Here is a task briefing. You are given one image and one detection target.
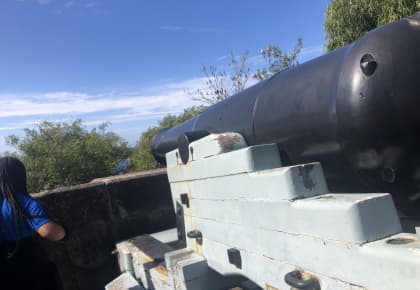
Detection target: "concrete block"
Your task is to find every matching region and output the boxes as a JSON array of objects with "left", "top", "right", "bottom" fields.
[
  {"left": 167, "top": 144, "right": 281, "bottom": 182},
  {"left": 165, "top": 248, "right": 243, "bottom": 290},
  {"left": 188, "top": 193, "right": 401, "bottom": 243},
  {"left": 105, "top": 272, "right": 144, "bottom": 290},
  {"left": 170, "top": 162, "right": 328, "bottom": 204},
  {"left": 122, "top": 235, "right": 174, "bottom": 289},
  {"left": 166, "top": 133, "right": 247, "bottom": 166},
  {"left": 150, "top": 228, "right": 178, "bottom": 244}
]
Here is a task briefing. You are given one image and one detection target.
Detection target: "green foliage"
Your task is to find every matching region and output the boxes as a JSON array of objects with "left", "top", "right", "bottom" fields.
[
  {"left": 129, "top": 106, "right": 204, "bottom": 171},
  {"left": 324, "top": 0, "right": 420, "bottom": 51},
  {"left": 129, "top": 126, "right": 162, "bottom": 171},
  {"left": 6, "top": 120, "right": 131, "bottom": 193},
  {"left": 253, "top": 38, "right": 303, "bottom": 80}
]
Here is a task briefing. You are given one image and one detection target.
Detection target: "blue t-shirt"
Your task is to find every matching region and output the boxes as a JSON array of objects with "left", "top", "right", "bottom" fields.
[{"left": 0, "top": 192, "right": 51, "bottom": 241}]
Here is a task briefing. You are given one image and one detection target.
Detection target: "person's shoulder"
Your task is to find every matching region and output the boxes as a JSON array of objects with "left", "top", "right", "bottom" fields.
[
  {"left": 17, "top": 192, "right": 49, "bottom": 219},
  {"left": 15, "top": 192, "right": 37, "bottom": 206}
]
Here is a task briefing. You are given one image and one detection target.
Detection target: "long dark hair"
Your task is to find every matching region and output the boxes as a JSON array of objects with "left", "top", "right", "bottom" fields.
[{"left": 0, "top": 157, "right": 30, "bottom": 257}]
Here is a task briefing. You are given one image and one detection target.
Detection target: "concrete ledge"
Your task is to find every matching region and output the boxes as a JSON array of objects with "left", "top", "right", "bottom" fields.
[{"left": 31, "top": 169, "right": 175, "bottom": 290}]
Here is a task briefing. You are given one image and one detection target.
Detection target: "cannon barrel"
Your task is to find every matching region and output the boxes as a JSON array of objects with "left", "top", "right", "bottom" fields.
[{"left": 152, "top": 13, "right": 420, "bottom": 221}]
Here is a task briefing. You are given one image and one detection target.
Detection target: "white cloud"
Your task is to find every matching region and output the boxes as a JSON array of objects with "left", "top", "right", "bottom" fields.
[
  {"left": 0, "top": 77, "right": 209, "bottom": 152},
  {"left": 0, "top": 121, "right": 36, "bottom": 132},
  {"left": 0, "top": 77, "right": 206, "bottom": 131},
  {"left": 0, "top": 94, "right": 170, "bottom": 118}
]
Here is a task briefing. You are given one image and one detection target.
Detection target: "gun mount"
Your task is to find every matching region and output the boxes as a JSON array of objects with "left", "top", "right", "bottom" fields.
[
  {"left": 110, "top": 132, "right": 420, "bottom": 290},
  {"left": 152, "top": 13, "right": 420, "bottom": 223}
]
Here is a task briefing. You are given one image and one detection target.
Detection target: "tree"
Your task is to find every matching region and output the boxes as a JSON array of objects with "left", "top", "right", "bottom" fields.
[
  {"left": 188, "top": 51, "right": 251, "bottom": 105},
  {"left": 129, "top": 106, "right": 204, "bottom": 171},
  {"left": 7, "top": 120, "right": 131, "bottom": 192},
  {"left": 132, "top": 41, "right": 303, "bottom": 171},
  {"left": 188, "top": 39, "right": 303, "bottom": 106},
  {"left": 253, "top": 38, "right": 302, "bottom": 80},
  {"left": 324, "top": 0, "right": 420, "bottom": 51}
]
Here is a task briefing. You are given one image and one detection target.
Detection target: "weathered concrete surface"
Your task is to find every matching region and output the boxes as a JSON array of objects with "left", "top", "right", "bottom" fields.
[
  {"left": 105, "top": 272, "right": 145, "bottom": 290},
  {"left": 32, "top": 169, "right": 175, "bottom": 290}
]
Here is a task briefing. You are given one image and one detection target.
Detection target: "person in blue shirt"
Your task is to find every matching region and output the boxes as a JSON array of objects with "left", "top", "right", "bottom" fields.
[{"left": 0, "top": 157, "right": 67, "bottom": 290}]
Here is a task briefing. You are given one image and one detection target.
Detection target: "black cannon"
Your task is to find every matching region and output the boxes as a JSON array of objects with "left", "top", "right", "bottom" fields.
[{"left": 152, "top": 13, "right": 420, "bottom": 226}]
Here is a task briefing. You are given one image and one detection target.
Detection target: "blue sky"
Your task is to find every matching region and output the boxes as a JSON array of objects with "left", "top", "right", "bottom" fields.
[{"left": 0, "top": 0, "right": 329, "bottom": 152}]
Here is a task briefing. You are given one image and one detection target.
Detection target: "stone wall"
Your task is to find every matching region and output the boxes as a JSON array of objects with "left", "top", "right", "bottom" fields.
[{"left": 33, "top": 169, "right": 175, "bottom": 290}]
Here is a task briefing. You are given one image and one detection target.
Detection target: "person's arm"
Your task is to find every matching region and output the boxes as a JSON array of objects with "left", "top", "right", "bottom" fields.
[
  {"left": 19, "top": 193, "right": 68, "bottom": 242},
  {"left": 37, "top": 221, "right": 66, "bottom": 242}
]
